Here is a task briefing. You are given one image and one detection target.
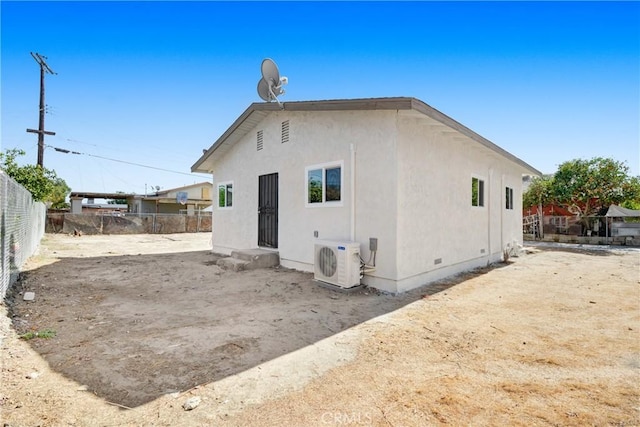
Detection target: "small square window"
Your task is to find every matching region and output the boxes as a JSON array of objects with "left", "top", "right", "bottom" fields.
[{"left": 218, "top": 182, "right": 233, "bottom": 208}]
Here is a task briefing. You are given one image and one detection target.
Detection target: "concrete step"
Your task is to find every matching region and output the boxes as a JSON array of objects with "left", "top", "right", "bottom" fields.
[
  {"left": 230, "top": 249, "right": 280, "bottom": 269},
  {"left": 216, "top": 257, "right": 250, "bottom": 272},
  {"left": 217, "top": 249, "right": 280, "bottom": 271}
]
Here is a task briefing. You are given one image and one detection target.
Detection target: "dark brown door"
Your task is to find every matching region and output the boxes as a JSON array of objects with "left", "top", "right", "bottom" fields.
[{"left": 258, "top": 173, "right": 278, "bottom": 248}]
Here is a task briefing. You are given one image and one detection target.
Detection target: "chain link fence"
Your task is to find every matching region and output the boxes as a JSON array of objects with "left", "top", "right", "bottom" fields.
[
  {"left": 1, "top": 171, "right": 47, "bottom": 299},
  {"left": 524, "top": 212, "right": 640, "bottom": 246}
]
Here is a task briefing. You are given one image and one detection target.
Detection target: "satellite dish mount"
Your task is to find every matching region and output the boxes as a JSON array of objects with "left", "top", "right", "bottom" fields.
[{"left": 257, "top": 58, "right": 288, "bottom": 107}]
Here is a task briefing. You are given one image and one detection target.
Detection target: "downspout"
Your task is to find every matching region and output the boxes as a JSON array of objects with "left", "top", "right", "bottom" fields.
[
  {"left": 350, "top": 143, "right": 356, "bottom": 242},
  {"left": 487, "top": 168, "right": 493, "bottom": 263},
  {"left": 500, "top": 173, "right": 504, "bottom": 259}
]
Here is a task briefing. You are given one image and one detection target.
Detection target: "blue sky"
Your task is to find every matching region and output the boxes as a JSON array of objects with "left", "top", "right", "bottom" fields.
[{"left": 2, "top": 1, "right": 638, "bottom": 195}]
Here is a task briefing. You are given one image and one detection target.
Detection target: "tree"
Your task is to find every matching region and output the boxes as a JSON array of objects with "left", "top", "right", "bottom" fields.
[
  {"left": 523, "top": 157, "right": 639, "bottom": 230},
  {"left": 553, "top": 158, "right": 632, "bottom": 219},
  {"left": 522, "top": 175, "right": 553, "bottom": 212},
  {"left": 0, "top": 148, "right": 70, "bottom": 207},
  {"left": 46, "top": 176, "right": 71, "bottom": 209},
  {"left": 620, "top": 176, "right": 640, "bottom": 210}
]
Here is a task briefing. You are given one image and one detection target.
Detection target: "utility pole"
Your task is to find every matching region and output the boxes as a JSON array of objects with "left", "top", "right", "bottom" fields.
[{"left": 26, "top": 52, "right": 56, "bottom": 167}]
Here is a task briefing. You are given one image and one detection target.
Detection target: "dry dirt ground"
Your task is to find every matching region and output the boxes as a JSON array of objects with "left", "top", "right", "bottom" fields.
[{"left": 1, "top": 233, "right": 638, "bottom": 426}]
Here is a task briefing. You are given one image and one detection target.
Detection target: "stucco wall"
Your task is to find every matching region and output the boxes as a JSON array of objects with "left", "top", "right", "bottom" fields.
[
  {"left": 163, "top": 184, "right": 212, "bottom": 200},
  {"left": 395, "top": 113, "right": 483, "bottom": 289},
  {"left": 156, "top": 204, "right": 183, "bottom": 214},
  {"left": 210, "top": 110, "right": 397, "bottom": 274},
  {"left": 389, "top": 113, "right": 525, "bottom": 291},
  {"left": 208, "top": 108, "right": 528, "bottom": 293}
]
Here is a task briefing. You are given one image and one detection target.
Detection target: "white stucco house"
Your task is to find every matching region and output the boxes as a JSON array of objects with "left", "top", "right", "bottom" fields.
[{"left": 192, "top": 97, "right": 541, "bottom": 293}]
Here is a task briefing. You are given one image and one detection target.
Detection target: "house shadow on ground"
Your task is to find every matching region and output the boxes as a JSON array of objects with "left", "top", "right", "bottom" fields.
[{"left": 7, "top": 250, "right": 507, "bottom": 408}]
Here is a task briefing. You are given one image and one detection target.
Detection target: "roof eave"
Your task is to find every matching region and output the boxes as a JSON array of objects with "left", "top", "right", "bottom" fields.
[
  {"left": 191, "top": 98, "right": 416, "bottom": 174},
  {"left": 191, "top": 102, "right": 277, "bottom": 173},
  {"left": 192, "top": 97, "right": 542, "bottom": 177},
  {"left": 409, "top": 99, "right": 542, "bottom": 176}
]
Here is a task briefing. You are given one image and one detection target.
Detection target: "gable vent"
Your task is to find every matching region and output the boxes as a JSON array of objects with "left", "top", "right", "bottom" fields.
[
  {"left": 257, "top": 130, "right": 264, "bottom": 151},
  {"left": 281, "top": 120, "right": 289, "bottom": 144}
]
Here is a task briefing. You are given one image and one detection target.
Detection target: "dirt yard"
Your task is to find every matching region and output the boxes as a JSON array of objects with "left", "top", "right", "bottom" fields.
[{"left": 1, "top": 234, "right": 638, "bottom": 426}]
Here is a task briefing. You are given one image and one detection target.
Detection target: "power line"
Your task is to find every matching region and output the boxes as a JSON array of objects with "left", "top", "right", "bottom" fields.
[
  {"left": 63, "top": 138, "right": 99, "bottom": 148},
  {"left": 48, "top": 145, "right": 209, "bottom": 178},
  {"left": 55, "top": 133, "right": 198, "bottom": 164}
]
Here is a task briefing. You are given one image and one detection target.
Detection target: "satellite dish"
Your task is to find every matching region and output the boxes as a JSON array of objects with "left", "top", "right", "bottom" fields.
[
  {"left": 257, "top": 58, "right": 288, "bottom": 107},
  {"left": 262, "top": 59, "right": 280, "bottom": 87},
  {"left": 257, "top": 78, "right": 271, "bottom": 102}
]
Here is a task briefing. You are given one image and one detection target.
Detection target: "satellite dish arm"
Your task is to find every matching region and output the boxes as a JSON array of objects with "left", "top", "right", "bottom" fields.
[{"left": 268, "top": 83, "right": 284, "bottom": 108}]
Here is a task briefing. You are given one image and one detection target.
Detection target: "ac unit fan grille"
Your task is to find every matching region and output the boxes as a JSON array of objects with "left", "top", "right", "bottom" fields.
[{"left": 318, "top": 246, "right": 337, "bottom": 277}]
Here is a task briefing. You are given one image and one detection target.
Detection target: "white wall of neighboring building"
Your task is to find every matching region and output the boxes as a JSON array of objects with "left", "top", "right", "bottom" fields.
[
  {"left": 209, "top": 108, "right": 529, "bottom": 293},
  {"left": 161, "top": 183, "right": 212, "bottom": 200}
]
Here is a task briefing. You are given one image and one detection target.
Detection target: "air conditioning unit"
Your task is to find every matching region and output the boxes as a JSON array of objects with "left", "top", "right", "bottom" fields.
[{"left": 314, "top": 240, "right": 361, "bottom": 288}]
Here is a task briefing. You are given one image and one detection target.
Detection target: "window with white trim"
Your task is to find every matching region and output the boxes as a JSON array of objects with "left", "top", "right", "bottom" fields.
[
  {"left": 218, "top": 181, "right": 233, "bottom": 208},
  {"left": 471, "top": 177, "right": 485, "bottom": 207},
  {"left": 505, "top": 186, "right": 514, "bottom": 210},
  {"left": 306, "top": 161, "right": 343, "bottom": 206}
]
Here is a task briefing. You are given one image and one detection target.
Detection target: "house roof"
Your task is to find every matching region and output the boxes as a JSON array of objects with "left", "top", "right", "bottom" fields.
[
  {"left": 70, "top": 192, "right": 135, "bottom": 199},
  {"left": 191, "top": 97, "right": 542, "bottom": 176},
  {"left": 606, "top": 205, "right": 640, "bottom": 217},
  {"left": 70, "top": 182, "right": 212, "bottom": 201},
  {"left": 84, "top": 203, "right": 128, "bottom": 209},
  {"left": 522, "top": 203, "right": 574, "bottom": 216}
]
